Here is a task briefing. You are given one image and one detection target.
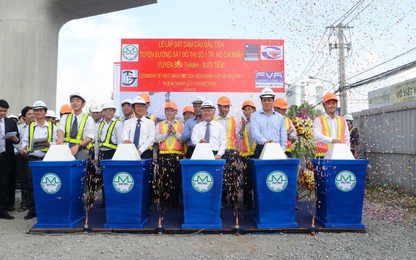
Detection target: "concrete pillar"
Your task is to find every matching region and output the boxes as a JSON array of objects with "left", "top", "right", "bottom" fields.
[{"left": 0, "top": 0, "right": 156, "bottom": 114}]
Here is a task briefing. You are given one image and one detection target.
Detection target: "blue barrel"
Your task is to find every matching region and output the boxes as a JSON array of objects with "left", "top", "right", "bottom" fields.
[
  {"left": 100, "top": 159, "right": 152, "bottom": 229},
  {"left": 180, "top": 159, "right": 225, "bottom": 229},
  {"left": 29, "top": 160, "right": 87, "bottom": 228},
  {"left": 250, "top": 158, "right": 300, "bottom": 228},
  {"left": 312, "top": 159, "right": 369, "bottom": 228}
]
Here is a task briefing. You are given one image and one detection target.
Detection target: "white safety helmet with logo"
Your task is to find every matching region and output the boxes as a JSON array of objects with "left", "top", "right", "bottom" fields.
[
  {"left": 200, "top": 100, "right": 215, "bottom": 109},
  {"left": 131, "top": 96, "right": 146, "bottom": 106},
  {"left": 344, "top": 114, "right": 354, "bottom": 121},
  {"left": 192, "top": 96, "right": 205, "bottom": 104},
  {"left": 259, "top": 87, "right": 275, "bottom": 99},
  {"left": 121, "top": 98, "right": 132, "bottom": 106},
  {"left": 89, "top": 101, "right": 103, "bottom": 113},
  {"left": 46, "top": 110, "right": 57, "bottom": 118},
  {"left": 69, "top": 92, "right": 86, "bottom": 102},
  {"left": 102, "top": 101, "right": 116, "bottom": 110},
  {"left": 32, "top": 100, "right": 48, "bottom": 110}
]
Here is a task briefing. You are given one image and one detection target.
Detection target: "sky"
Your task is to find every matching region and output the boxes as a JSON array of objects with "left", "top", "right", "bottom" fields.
[{"left": 56, "top": 0, "right": 416, "bottom": 117}]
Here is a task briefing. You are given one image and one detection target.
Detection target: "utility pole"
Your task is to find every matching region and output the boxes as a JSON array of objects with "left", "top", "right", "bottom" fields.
[{"left": 328, "top": 23, "right": 352, "bottom": 115}]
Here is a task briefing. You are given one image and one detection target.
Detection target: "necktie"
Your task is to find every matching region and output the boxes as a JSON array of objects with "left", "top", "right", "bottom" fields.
[
  {"left": 133, "top": 119, "right": 141, "bottom": 148},
  {"left": 70, "top": 116, "right": 78, "bottom": 139},
  {"left": 205, "top": 122, "right": 211, "bottom": 143}
]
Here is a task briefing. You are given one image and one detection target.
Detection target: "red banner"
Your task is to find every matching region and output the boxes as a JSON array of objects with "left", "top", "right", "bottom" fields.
[{"left": 119, "top": 38, "right": 284, "bottom": 93}]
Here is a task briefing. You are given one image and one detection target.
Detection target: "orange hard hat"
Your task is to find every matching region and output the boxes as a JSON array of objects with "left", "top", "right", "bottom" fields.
[
  {"left": 241, "top": 100, "right": 256, "bottom": 110},
  {"left": 274, "top": 98, "right": 288, "bottom": 109},
  {"left": 323, "top": 93, "right": 338, "bottom": 103},
  {"left": 60, "top": 104, "right": 72, "bottom": 114},
  {"left": 182, "top": 105, "right": 195, "bottom": 115},
  {"left": 217, "top": 96, "right": 231, "bottom": 106},
  {"left": 139, "top": 93, "right": 151, "bottom": 103},
  {"left": 164, "top": 101, "right": 178, "bottom": 111}
]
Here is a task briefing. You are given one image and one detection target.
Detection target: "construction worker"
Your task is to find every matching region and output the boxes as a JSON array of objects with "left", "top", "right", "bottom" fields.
[
  {"left": 56, "top": 92, "right": 95, "bottom": 159},
  {"left": 95, "top": 101, "right": 123, "bottom": 208},
  {"left": 344, "top": 114, "right": 359, "bottom": 158},
  {"left": 120, "top": 98, "right": 134, "bottom": 121},
  {"left": 85, "top": 101, "right": 103, "bottom": 207},
  {"left": 251, "top": 87, "right": 287, "bottom": 158},
  {"left": 216, "top": 96, "right": 240, "bottom": 209},
  {"left": 238, "top": 100, "right": 257, "bottom": 210},
  {"left": 182, "top": 106, "right": 195, "bottom": 123},
  {"left": 274, "top": 98, "right": 297, "bottom": 157},
  {"left": 59, "top": 104, "right": 72, "bottom": 118},
  {"left": 313, "top": 93, "right": 349, "bottom": 158},
  {"left": 182, "top": 96, "right": 204, "bottom": 158},
  {"left": 21, "top": 100, "right": 57, "bottom": 220},
  {"left": 155, "top": 101, "right": 184, "bottom": 209},
  {"left": 45, "top": 110, "right": 57, "bottom": 125}
]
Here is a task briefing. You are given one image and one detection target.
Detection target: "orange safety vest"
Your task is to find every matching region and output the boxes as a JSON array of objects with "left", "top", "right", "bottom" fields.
[
  {"left": 239, "top": 122, "right": 256, "bottom": 157},
  {"left": 215, "top": 116, "right": 237, "bottom": 150},
  {"left": 284, "top": 117, "right": 293, "bottom": 152},
  {"left": 158, "top": 121, "right": 184, "bottom": 155},
  {"left": 315, "top": 115, "right": 346, "bottom": 157}
]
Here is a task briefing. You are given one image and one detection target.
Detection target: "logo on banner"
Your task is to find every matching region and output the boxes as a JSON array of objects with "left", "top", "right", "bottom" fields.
[
  {"left": 122, "top": 44, "right": 139, "bottom": 61},
  {"left": 335, "top": 171, "right": 357, "bottom": 192},
  {"left": 40, "top": 173, "right": 61, "bottom": 194},
  {"left": 255, "top": 71, "right": 283, "bottom": 88},
  {"left": 191, "top": 171, "right": 214, "bottom": 193},
  {"left": 244, "top": 44, "right": 259, "bottom": 61},
  {"left": 121, "top": 70, "right": 138, "bottom": 87},
  {"left": 261, "top": 46, "right": 283, "bottom": 60},
  {"left": 113, "top": 172, "right": 134, "bottom": 193},
  {"left": 266, "top": 171, "right": 288, "bottom": 192}
]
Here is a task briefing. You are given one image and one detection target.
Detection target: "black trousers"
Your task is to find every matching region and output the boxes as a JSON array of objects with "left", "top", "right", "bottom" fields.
[
  {"left": 240, "top": 156, "right": 254, "bottom": 207},
  {"left": 0, "top": 153, "right": 14, "bottom": 213},
  {"left": 156, "top": 153, "right": 183, "bottom": 207},
  {"left": 15, "top": 153, "right": 29, "bottom": 208},
  {"left": 221, "top": 149, "right": 240, "bottom": 205},
  {"left": 26, "top": 155, "right": 44, "bottom": 213}
]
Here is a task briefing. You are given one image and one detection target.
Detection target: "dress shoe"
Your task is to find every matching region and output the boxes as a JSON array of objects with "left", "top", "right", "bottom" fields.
[
  {"left": 0, "top": 212, "right": 15, "bottom": 219},
  {"left": 24, "top": 211, "right": 36, "bottom": 220}
]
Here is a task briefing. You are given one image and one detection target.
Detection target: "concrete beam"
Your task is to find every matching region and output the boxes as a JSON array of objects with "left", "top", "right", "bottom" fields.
[{"left": 0, "top": 0, "right": 157, "bottom": 115}]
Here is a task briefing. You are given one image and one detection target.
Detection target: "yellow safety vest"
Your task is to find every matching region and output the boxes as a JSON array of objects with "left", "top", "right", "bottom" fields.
[
  {"left": 27, "top": 121, "right": 53, "bottom": 152},
  {"left": 64, "top": 114, "right": 89, "bottom": 145},
  {"left": 239, "top": 122, "right": 256, "bottom": 157},
  {"left": 215, "top": 116, "right": 237, "bottom": 150},
  {"left": 97, "top": 120, "right": 118, "bottom": 150},
  {"left": 315, "top": 115, "right": 346, "bottom": 157},
  {"left": 284, "top": 117, "right": 293, "bottom": 152},
  {"left": 158, "top": 121, "right": 184, "bottom": 155}
]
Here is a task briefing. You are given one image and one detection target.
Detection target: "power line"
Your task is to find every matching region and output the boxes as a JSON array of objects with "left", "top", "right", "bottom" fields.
[{"left": 347, "top": 47, "right": 416, "bottom": 80}]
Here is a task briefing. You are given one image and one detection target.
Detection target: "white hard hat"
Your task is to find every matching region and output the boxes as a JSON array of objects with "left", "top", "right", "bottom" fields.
[
  {"left": 8, "top": 114, "right": 18, "bottom": 119},
  {"left": 131, "top": 96, "right": 146, "bottom": 105},
  {"left": 201, "top": 100, "right": 215, "bottom": 109},
  {"left": 89, "top": 101, "right": 103, "bottom": 113},
  {"left": 32, "top": 100, "right": 48, "bottom": 110},
  {"left": 192, "top": 96, "right": 205, "bottom": 104},
  {"left": 344, "top": 114, "right": 354, "bottom": 121},
  {"left": 102, "top": 101, "right": 116, "bottom": 110},
  {"left": 260, "top": 87, "right": 275, "bottom": 98},
  {"left": 121, "top": 98, "right": 132, "bottom": 106},
  {"left": 46, "top": 110, "right": 57, "bottom": 118},
  {"left": 69, "top": 92, "right": 86, "bottom": 102}
]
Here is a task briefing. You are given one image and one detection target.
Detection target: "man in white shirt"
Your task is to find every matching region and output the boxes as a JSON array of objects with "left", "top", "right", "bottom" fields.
[
  {"left": 56, "top": 92, "right": 95, "bottom": 159},
  {"left": 313, "top": 93, "right": 350, "bottom": 158},
  {"left": 191, "top": 100, "right": 226, "bottom": 159},
  {"left": 21, "top": 100, "right": 57, "bottom": 220},
  {"left": 122, "top": 96, "right": 156, "bottom": 158}
]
